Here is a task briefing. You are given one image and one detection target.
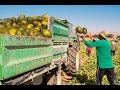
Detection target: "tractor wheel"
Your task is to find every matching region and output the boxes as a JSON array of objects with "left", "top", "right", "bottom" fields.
[{"left": 63, "top": 42, "right": 81, "bottom": 76}]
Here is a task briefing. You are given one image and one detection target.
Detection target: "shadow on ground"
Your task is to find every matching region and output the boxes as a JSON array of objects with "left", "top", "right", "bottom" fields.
[{"left": 73, "top": 74, "right": 95, "bottom": 85}]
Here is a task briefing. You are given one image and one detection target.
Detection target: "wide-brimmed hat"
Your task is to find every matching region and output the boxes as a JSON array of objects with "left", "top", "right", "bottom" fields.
[{"left": 98, "top": 32, "right": 108, "bottom": 40}]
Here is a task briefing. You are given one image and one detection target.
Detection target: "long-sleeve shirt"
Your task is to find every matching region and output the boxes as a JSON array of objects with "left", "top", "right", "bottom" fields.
[{"left": 82, "top": 40, "right": 114, "bottom": 68}]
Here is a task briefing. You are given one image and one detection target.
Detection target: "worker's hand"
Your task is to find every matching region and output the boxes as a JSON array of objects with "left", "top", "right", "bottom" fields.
[
  {"left": 87, "top": 32, "right": 93, "bottom": 40},
  {"left": 80, "top": 35, "right": 85, "bottom": 40},
  {"left": 77, "top": 33, "right": 85, "bottom": 40}
]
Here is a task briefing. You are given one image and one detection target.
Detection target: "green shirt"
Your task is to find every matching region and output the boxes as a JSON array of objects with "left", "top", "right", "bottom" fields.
[{"left": 83, "top": 40, "right": 114, "bottom": 68}]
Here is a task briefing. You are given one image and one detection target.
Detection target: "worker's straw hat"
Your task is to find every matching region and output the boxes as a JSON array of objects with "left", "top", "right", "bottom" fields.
[{"left": 98, "top": 32, "right": 108, "bottom": 40}]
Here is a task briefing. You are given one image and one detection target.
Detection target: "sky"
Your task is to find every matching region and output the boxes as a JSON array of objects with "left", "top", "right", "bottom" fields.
[{"left": 0, "top": 5, "right": 120, "bottom": 34}]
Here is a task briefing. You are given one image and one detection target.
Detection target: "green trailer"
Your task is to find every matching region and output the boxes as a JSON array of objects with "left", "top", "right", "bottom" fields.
[{"left": 0, "top": 16, "right": 81, "bottom": 85}]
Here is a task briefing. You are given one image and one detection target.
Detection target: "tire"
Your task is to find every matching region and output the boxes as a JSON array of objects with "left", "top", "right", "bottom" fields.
[{"left": 63, "top": 42, "right": 81, "bottom": 76}]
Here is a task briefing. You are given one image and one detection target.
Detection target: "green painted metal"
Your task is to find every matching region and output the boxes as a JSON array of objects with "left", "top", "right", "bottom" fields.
[
  {"left": 53, "top": 46, "right": 67, "bottom": 55},
  {"left": 0, "top": 35, "right": 53, "bottom": 80},
  {"left": 52, "top": 18, "right": 70, "bottom": 63},
  {"left": 0, "top": 17, "right": 73, "bottom": 81},
  {"left": 53, "top": 35, "right": 69, "bottom": 41},
  {"left": 52, "top": 20, "right": 69, "bottom": 41}
]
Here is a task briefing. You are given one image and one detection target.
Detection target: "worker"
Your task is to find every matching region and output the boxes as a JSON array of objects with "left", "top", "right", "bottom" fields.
[
  {"left": 111, "top": 39, "right": 117, "bottom": 56},
  {"left": 78, "top": 32, "right": 117, "bottom": 85}
]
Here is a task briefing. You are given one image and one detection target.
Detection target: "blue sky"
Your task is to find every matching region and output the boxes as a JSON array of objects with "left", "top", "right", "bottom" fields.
[{"left": 0, "top": 5, "right": 120, "bottom": 34}]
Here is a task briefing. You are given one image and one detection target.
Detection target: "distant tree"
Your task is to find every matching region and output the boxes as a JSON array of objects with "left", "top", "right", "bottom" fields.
[
  {"left": 107, "top": 34, "right": 114, "bottom": 38},
  {"left": 93, "top": 34, "right": 99, "bottom": 38},
  {"left": 117, "top": 35, "right": 120, "bottom": 38}
]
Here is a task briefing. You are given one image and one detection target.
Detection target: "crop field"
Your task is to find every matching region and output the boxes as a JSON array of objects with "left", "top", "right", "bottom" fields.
[{"left": 68, "top": 41, "right": 120, "bottom": 85}]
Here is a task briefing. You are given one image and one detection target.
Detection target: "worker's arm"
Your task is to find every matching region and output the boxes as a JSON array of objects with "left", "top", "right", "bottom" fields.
[
  {"left": 78, "top": 33, "right": 101, "bottom": 48},
  {"left": 82, "top": 40, "right": 101, "bottom": 48}
]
